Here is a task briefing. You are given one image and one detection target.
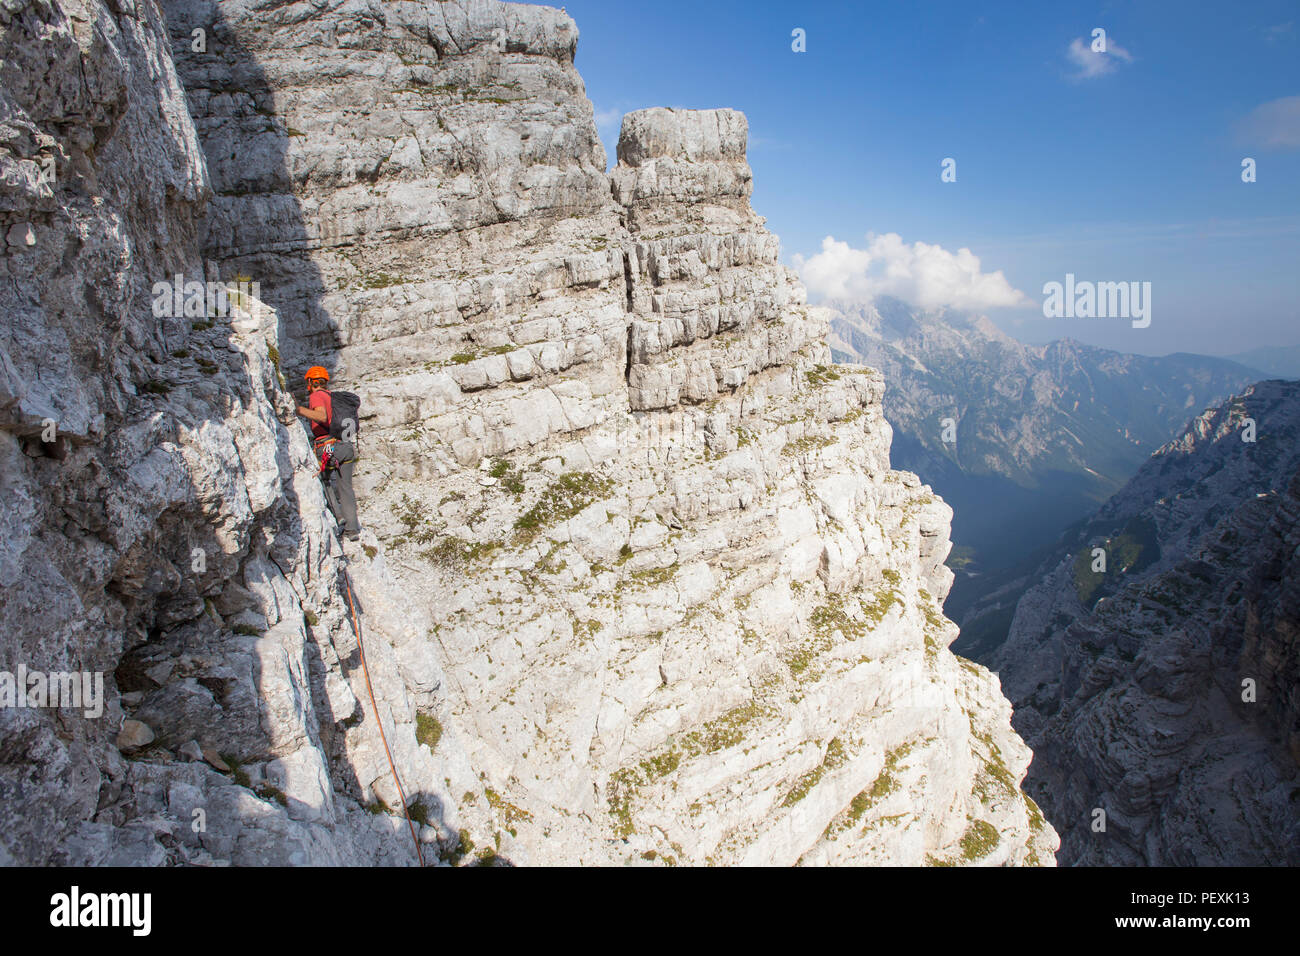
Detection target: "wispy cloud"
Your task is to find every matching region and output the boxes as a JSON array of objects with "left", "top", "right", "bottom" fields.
[
  {"left": 592, "top": 107, "right": 624, "bottom": 135},
  {"left": 1239, "top": 95, "right": 1300, "bottom": 149},
  {"left": 1064, "top": 35, "right": 1133, "bottom": 81},
  {"left": 1265, "top": 21, "right": 1294, "bottom": 44},
  {"left": 793, "top": 233, "right": 1028, "bottom": 310}
]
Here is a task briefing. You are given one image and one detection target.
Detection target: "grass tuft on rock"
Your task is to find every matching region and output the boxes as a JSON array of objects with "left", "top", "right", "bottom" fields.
[
  {"left": 960, "top": 819, "right": 1000, "bottom": 861},
  {"left": 415, "top": 711, "right": 443, "bottom": 752},
  {"left": 420, "top": 537, "right": 501, "bottom": 569},
  {"left": 805, "top": 364, "right": 841, "bottom": 387},
  {"left": 781, "top": 737, "right": 847, "bottom": 807},
  {"left": 514, "top": 471, "right": 614, "bottom": 543}
]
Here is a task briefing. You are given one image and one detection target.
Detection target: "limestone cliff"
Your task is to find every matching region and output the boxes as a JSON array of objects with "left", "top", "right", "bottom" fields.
[
  {"left": 1, "top": 0, "right": 1057, "bottom": 866},
  {"left": 1, "top": 0, "right": 474, "bottom": 865}
]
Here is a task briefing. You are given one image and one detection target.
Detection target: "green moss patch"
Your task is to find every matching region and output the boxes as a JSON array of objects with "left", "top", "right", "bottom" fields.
[
  {"left": 420, "top": 537, "right": 501, "bottom": 569},
  {"left": 256, "top": 784, "right": 289, "bottom": 807},
  {"left": 786, "top": 587, "right": 898, "bottom": 680},
  {"left": 781, "top": 434, "right": 836, "bottom": 457},
  {"left": 606, "top": 696, "right": 778, "bottom": 837},
  {"left": 805, "top": 364, "right": 841, "bottom": 387},
  {"left": 823, "top": 739, "right": 918, "bottom": 840},
  {"left": 484, "top": 786, "right": 533, "bottom": 834},
  {"left": 219, "top": 752, "right": 252, "bottom": 789},
  {"left": 447, "top": 828, "right": 474, "bottom": 865},
  {"left": 489, "top": 458, "right": 526, "bottom": 495},
  {"left": 415, "top": 711, "right": 443, "bottom": 752},
  {"left": 781, "top": 737, "right": 847, "bottom": 807},
  {"left": 959, "top": 819, "right": 1000, "bottom": 861},
  {"left": 391, "top": 493, "right": 438, "bottom": 545},
  {"left": 1025, "top": 794, "right": 1046, "bottom": 833},
  {"left": 358, "top": 272, "right": 408, "bottom": 290},
  {"left": 618, "top": 562, "right": 679, "bottom": 591},
  {"left": 514, "top": 472, "right": 614, "bottom": 543},
  {"left": 1073, "top": 516, "right": 1160, "bottom": 606}
]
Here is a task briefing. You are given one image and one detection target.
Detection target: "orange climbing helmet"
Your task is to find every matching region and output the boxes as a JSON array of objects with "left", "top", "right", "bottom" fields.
[{"left": 304, "top": 365, "right": 330, "bottom": 383}]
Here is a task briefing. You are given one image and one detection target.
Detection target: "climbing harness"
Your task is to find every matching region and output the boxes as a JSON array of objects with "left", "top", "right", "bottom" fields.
[
  {"left": 315, "top": 435, "right": 359, "bottom": 475},
  {"left": 315, "top": 436, "right": 340, "bottom": 473},
  {"left": 341, "top": 567, "right": 426, "bottom": 867},
  {"left": 316, "top": 437, "right": 337, "bottom": 473}
]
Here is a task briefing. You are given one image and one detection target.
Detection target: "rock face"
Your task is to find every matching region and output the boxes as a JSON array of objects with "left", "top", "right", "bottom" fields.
[
  {"left": 1, "top": 0, "right": 477, "bottom": 866},
  {"left": 995, "top": 381, "right": 1300, "bottom": 865},
  {"left": 1, "top": 0, "right": 1056, "bottom": 865}
]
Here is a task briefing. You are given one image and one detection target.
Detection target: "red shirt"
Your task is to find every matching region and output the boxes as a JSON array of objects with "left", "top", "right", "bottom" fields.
[{"left": 309, "top": 389, "right": 332, "bottom": 441}]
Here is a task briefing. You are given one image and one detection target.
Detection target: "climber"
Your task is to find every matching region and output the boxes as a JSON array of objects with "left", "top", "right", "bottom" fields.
[{"left": 296, "top": 366, "right": 362, "bottom": 541}]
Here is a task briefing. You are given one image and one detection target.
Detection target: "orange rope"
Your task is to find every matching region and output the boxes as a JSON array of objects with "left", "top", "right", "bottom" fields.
[{"left": 342, "top": 568, "right": 426, "bottom": 867}]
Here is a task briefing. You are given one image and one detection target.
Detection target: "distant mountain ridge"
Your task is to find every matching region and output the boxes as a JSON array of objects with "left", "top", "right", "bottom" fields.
[
  {"left": 1224, "top": 344, "right": 1300, "bottom": 382},
  {"left": 826, "top": 297, "right": 1264, "bottom": 655},
  {"left": 828, "top": 297, "right": 1265, "bottom": 500}
]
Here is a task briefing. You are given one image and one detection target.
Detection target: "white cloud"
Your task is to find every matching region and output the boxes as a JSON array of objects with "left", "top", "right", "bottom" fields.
[
  {"left": 793, "top": 233, "right": 1029, "bottom": 310},
  {"left": 1265, "top": 21, "right": 1294, "bottom": 44},
  {"left": 1065, "top": 36, "right": 1133, "bottom": 81},
  {"left": 1239, "top": 95, "right": 1300, "bottom": 150},
  {"left": 593, "top": 107, "right": 623, "bottom": 135}
]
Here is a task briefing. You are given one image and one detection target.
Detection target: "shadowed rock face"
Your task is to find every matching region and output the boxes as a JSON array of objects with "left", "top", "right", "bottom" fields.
[
  {"left": 2, "top": 0, "right": 1056, "bottom": 865},
  {"left": 1, "top": 0, "right": 477, "bottom": 866},
  {"left": 996, "top": 380, "right": 1300, "bottom": 865}
]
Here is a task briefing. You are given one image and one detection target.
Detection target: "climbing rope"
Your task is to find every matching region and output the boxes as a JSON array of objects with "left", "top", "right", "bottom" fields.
[{"left": 342, "top": 566, "right": 426, "bottom": 867}]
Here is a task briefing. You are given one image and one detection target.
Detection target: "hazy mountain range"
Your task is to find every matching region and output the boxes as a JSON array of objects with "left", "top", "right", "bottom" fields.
[
  {"left": 826, "top": 297, "right": 1265, "bottom": 656},
  {"left": 1225, "top": 344, "right": 1300, "bottom": 381}
]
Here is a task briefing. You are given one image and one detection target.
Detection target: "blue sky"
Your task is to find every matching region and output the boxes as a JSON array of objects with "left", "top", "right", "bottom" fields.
[{"left": 520, "top": 0, "right": 1300, "bottom": 359}]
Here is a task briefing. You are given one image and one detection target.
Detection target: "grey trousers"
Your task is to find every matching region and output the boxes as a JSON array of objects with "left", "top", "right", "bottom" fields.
[{"left": 322, "top": 441, "right": 360, "bottom": 536}]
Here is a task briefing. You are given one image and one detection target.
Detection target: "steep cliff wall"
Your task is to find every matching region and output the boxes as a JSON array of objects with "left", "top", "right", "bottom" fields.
[
  {"left": 997, "top": 381, "right": 1300, "bottom": 865},
  {"left": 2, "top": 0, "right": 1057, "bottom": 865},
  {"left": 1, "top": 0, "right": 476, "bottom": 865}
]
